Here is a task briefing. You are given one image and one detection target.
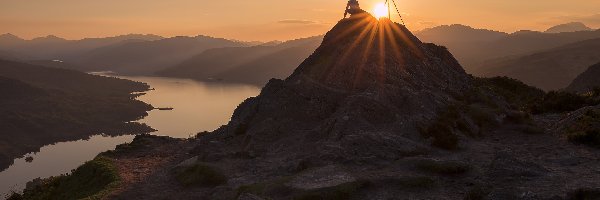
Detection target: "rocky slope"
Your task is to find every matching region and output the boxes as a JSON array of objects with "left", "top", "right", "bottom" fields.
[
  {"left": 477, "top": 38, "right": 600, "bottom": 91},
  {"left": 566, "top": 62, "right": 600, "bottom": 93}
]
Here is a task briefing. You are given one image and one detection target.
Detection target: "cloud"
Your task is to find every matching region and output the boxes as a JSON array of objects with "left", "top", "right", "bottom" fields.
[{"left": 277, "top": 19, "right": 317, "bottom": 24}]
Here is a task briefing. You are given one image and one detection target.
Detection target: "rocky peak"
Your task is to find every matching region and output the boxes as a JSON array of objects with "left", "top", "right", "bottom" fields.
[
  {"left": 197, "top": 12, "right": 473, "bottom": 164},
  {"left": 289, "top": 13, "right": 470, "bottom": 92}
]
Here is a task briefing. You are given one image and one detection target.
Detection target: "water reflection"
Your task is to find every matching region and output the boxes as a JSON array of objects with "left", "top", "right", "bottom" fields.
[
  {"left": 0, "top": 76, "right": 260, "bottom": 197},
  {"left": 0, "top": 135, "right": 134, "bottom": 197},
  {"left": 126, "top": 76, "right": 260, "bottom": 138}
]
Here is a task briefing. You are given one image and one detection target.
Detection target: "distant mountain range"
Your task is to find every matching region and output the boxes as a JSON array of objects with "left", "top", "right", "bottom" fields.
[
  {"left": 0, "top": 33, "right": 163, "bottom": 59},
  {"left": 157, "top": 36, "right": 323, "bottom": 85},
  {"left": 415, "top": 22, "right": 600, "bottom": 74},
  {"left": 476, "top": 38, "right": 600, "bottom": 91},
  {"left": 566, "top": 62, "right": 600, "bottom": 93},
  {"left": 66, "top": 35, "right": 247, "bottom": 75},
  {"left": 545, "top": 22, "right": 593, "bottom": 33}
]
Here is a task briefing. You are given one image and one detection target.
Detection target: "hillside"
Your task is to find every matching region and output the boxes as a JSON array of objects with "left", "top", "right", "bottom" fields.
[
  {"left": 415, "top": 25, "right": 600, "bottom": 73},
  {"left": 157, "top": 36, "right": 323, "bottom": 85},
  {"left": 0, "top": 34, "right": 163, "bottom": 60},
  {"left": 477, "top": 38, "right": 600, "bottom": 91},
  {"left": 566, "top": 62, "right": 600, "bottom": 93},
  {"left": 0, "top": 59, "right": 154, "bottom": 171},
  {"left": 415, "top": 24, "right": 508, "bottom": 71},
  {"left": 68, "top": 35, "right": 246, "bottom": 75}
]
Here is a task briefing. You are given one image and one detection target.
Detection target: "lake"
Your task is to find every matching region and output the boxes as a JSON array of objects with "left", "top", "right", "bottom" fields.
[{"left": 0, "top": 76, "right": 260, "bottom": 197}]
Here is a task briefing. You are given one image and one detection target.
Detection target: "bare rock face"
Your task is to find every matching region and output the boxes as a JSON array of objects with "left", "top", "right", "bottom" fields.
[{"left": 195, "top": 13, "right": 471, "bottom": 166}]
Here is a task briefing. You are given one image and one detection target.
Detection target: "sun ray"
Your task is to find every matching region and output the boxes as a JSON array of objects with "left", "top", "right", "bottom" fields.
[
  {"left": 323, "top": 19, "right": 378, "bottom": 82},
  {"left": 352, "top": 20, "right": 380, "bottom": 89},
  {"left": 387, "top": 23, "right": 424, "bottom": 59}
]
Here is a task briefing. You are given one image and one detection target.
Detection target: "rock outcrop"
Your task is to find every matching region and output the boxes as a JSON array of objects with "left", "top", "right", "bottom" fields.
[{"left": 196, "top": 12, "right": 471, "bottom": 164}]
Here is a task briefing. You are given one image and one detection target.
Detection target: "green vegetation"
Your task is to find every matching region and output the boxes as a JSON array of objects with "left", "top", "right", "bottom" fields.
[
  {"left": 419, "top": 105, "right": 462, "bottom": 150},
  {"left": 473, "top": 77, "right": 600, "bottom": 114},
  {"left": 569, "top": 130, "right": 600, "bottom": 148},
  {"left": 463, "top": 186, "right": 491, "bottom": 200},
  {"left": 173, "top": 163, "right": 227, "bottom": 187},
  {"left": 293, "top": 180, "right": 371, "bottom": 200},
  {"left": 415, "top": 160, "right": 470, "bottom": 175},
  {"left": 532, "top": 91, "right": 600, "bottom": 114},
  {"left": 12, "top": 156, "right": 120, "bottom": 200},
  {"left": 236, "top": 177, "right": 293, "bottom": 198},
  {"left": 473, "top": 77, "right": 545, "bottom": 111},
  {"left": 567, "top": 109, "right": 600, "bottom": 148},
  {"left": 567, "top": 188, "right": 600, "bottom": 200}
]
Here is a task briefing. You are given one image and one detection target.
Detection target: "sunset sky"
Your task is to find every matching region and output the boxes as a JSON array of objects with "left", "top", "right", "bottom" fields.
[{"left": 1, "top": 0, "right": 599, "bottom": 41}]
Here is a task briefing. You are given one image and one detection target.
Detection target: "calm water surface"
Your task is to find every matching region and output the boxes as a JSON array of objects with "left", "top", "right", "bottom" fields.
[{"left": 0, "top": 76, "right": 260, "bottom": 197}]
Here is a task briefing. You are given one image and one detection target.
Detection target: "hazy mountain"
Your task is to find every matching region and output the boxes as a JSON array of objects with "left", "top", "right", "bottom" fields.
[
  {"left": 0, "top": 59, "right": 153, "bottom": 171},
  {"left": 0, "top": 34, "right": 163, "bottom": 59},
  {"left": 566, "top": 62, "right": 600, "bottom": 93},
  {"left": 0, "top": 33, "right": 26, "bottom": 48},
  {"left": 67, "top": 35, "right": 246, "bottom": 75},
  {"left": 157, "top": 36, "right": 323, "bottom": 85},
  {"left": 415, "top": 25, "right": 508, "bottom": 70},
  {"left": 415, "top": 25, "right": 600, "bottom": 73},
  {"left": 478, "top": 38, "right": 600, "bottom": 91},
  {"left": 545, "top": 22, "right": 593, "bottom": 33}
]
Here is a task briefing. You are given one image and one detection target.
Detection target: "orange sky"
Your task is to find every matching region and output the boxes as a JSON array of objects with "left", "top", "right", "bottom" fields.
[{"left": 1, "top": 0, "right": 599, "bottom": 41}]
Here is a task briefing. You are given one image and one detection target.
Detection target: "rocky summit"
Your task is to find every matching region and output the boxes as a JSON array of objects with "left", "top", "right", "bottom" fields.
[{"left": 203, "top": 13, "right": 472, "bottom": 164}]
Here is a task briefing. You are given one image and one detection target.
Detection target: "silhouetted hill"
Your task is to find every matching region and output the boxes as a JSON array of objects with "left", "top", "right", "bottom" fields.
[
  {"left": 0, "top": 59, "right": 154, "bottom": 170},
  {"left": 415, "top": 25, "right": 508, "bottom": 71},
  {"left": 0, "top": 33, "right": 26, "bottom": 48},
  {"left": 415, "top": 25, "right": 600, "bottom": 73},
  {"left": 566, "top": 62, "right": 600, "bottom": 93},
  {"left": 69, "top": 35, "right": 246, "bottom": 75},
  {"left": 477, "top": 38, "right": 600, "bottom": 91},
  {"left": 545, "top": 22, "right": 593, "bottom": 33},
  {"left": 0, "top": 34, "right": 163, "bottom": 60},
  {"left": 157, "top": 36, "right": 322, "bottom": 85}
]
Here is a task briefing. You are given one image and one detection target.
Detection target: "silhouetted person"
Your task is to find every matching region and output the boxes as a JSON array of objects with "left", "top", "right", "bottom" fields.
[{"left": 344, "top": 0, "right": 362, "bottom": 18}]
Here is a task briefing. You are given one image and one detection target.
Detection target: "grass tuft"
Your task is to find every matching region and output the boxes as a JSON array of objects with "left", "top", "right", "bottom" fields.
[
  {"left": 173, "top": 163, "right": 227, "bottom": 187},
  {"left": 18, "top": 156, "right": 120, "bottom": 200}
]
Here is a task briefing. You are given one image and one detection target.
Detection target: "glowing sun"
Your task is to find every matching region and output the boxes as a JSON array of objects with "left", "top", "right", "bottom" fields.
[{"left": 373, "top": 3, "right": 389, "bottom": 19}]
